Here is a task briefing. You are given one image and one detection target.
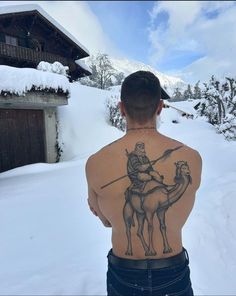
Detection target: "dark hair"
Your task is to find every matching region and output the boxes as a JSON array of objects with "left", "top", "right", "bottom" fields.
[{"left": 121, "top": 71, "right": 161, "bottom": 124}]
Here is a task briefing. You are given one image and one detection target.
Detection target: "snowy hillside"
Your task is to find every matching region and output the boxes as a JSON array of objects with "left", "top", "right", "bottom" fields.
[
  {"left": 110, "top": 56, "right": 186, "bottom": 95},
  {"left": 0, "top": 83, "right": 236, "bottom": 295}
]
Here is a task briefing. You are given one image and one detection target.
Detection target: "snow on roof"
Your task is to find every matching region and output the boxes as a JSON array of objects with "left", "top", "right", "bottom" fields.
[
  {"left": 0, "top": 4, "right": 90, "bottom": 56},
  {"left": 75, "top": 59, "right": 92, "bottom": 73},
  {"left": 0, "top": 65, "right": 70, "bottom": 96}
]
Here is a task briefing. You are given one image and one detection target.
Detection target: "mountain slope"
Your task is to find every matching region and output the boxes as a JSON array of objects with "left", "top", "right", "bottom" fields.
[{"left": 110, "top": 56, "right": 187, "bottom": 95}]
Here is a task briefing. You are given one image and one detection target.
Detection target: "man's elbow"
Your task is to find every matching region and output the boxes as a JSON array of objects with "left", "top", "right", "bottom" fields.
[
  {"left": 101, "top": 219, "right": 112, "bottom": 227},
  {"left": 87, "top": 200, "right": 98, "bottom": 216}
]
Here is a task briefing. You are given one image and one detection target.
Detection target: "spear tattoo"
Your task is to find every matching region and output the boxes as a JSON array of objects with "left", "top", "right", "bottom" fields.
[{"left": 101, "top": 145, "right": 183, "bottom": 189}]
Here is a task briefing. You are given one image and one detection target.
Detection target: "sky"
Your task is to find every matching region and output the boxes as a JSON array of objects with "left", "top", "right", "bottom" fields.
[{"left": 1, "top": 1, "right": 236, "bottom": 84}]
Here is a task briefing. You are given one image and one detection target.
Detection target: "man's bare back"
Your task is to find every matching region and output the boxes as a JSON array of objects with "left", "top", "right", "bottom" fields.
[{"left": 86, "top": 130, "right": 202, "bottom": 260}]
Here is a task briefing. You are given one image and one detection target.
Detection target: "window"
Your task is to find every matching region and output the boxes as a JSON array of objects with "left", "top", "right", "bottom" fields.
[{"left": 5, "top": 35, "right": 18, "bottom": 46}]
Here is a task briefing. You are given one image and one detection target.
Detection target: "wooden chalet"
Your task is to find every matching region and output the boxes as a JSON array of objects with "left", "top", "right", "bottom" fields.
[
  {"left": 0, "top": 4, "right": 91, "bottom": 173},
  {"left": 0, "top": 4, "right": 91, "bottom": 80}
]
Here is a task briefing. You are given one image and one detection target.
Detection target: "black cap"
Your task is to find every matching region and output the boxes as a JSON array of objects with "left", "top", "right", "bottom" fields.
[{"left": 161, "top": 87, "right": 170, "bottom": 100}]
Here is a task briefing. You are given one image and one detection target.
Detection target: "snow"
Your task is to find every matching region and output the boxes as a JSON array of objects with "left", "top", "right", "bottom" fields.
[
  {"left": 75, "top": 59, "right": 92, "bottom": 74},
  {"left": 0, "top": 83, "right": 236, "bottom": 295},
  {"left": 37, "top": 61, "right": 69, "bottom": 77},
  {"left": 0, "top": 65, "right": 70, "bottom": 95},
  {"left": 166, "top": 99, "right": 201, "bottom": 116},
  {"left": 57, "top": 83, "right": 123, "bottom": 160},
  {"left": 0, "top": 4, "right": 89, "bottom": 55}
]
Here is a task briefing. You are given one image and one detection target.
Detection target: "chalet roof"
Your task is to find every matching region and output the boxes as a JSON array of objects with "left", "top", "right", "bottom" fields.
[
  {"left": 0, "top": 4, "right": 89, "bottom": 57},
  {"left": 75, "top": 59, "right": 92, "bottom": 73}
]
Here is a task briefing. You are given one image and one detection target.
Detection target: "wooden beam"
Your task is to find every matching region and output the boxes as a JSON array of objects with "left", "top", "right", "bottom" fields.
[
  {"left": 27, "top": 14, "right": 38, "bottom": 35},
  {"left": 164, "top": 102, "right": 194, "bottom": 118}
]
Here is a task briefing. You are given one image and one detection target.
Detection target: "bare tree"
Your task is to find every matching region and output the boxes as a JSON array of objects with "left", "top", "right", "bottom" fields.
[
  {"left": 79, "top": 53, "right": 116, "bottom": 89},
  {"left": 79, "top": 53, "right": 128, "bottom": 89}
]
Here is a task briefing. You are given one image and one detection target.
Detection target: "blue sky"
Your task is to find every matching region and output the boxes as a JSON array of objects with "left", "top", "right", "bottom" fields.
[
  {"left": 88, "top": 1, "right": 154, "bottom": 63},
  {"left": 88, "top": 1, "right": 202, "bottom": 71}
]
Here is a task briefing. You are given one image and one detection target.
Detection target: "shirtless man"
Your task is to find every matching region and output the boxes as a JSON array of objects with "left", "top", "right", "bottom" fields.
[{"left": 86, "top": 71, "right": 202, "bottom": 296}]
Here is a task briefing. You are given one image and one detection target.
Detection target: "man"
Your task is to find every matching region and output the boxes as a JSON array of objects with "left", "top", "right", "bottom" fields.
[{"left": 86, "top": 71, "right": 202, "bottom": 296}]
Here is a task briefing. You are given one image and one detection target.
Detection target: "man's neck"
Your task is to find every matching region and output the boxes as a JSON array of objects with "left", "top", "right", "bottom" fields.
[{"left": 126, "top": 119, "right": 158, "bottom": 134}]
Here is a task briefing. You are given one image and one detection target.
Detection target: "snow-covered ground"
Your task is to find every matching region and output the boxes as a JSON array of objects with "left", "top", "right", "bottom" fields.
[{"left": 0, "top": 82, "right": 236, "bottom": 295}]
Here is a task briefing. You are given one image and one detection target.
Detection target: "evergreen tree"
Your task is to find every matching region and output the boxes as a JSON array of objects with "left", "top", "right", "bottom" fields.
[
  {"left": 183, "top": 84, "right": 193, "bottom": 100},
  {"left": 172, "top": 87, "right": 183, "bottom": 100},
  {"left": 193, "top": 81, "right": 202, "bottom": 100}
]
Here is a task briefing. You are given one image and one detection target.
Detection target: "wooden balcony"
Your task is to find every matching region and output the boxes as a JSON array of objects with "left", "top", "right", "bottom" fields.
[{"left": 0, "top": 42, "right": 69, "bottom": 66}]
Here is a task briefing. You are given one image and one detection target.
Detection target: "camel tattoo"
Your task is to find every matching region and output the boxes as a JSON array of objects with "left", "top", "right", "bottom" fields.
[{"left": 122, "top": 142, "right": 192, "bottom": 256}]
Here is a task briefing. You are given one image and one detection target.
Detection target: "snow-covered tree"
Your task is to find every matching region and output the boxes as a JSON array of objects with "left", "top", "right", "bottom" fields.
[
  {"left": 198, "top": 76, "right": 226, "bottom": 124},
  {"left": 172, "top": 87, "right": 183, "bottom": 101},
  {"left": 216, "top": 114, "right": 236, "bottom": 140},
  {"left": 79, "top": 53, "right": 125, "bottom": 89},
  {"left": 197, "top": 75, "right": 236, "bottom": 140},
  {"left": 114, "top": 72, "right": 125, "bottom": 85},
  {"left": 105, "top": 95, "right": 126, "bottom": 131},
  {"left": 93, "top": 53, "right": 115, "bottom": 89},
  {"left": 183, "top": 84, "right": 193, "bottom": 100},
  {"left": 193, "top": 81, "right": 202, "bottom": 100}
]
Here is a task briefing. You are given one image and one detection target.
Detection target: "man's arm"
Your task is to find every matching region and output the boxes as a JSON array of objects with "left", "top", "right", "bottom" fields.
[
  {"left": 130, "top": 154, "right": 150, "bottom": 172},
  {"left": 87, "top": 186, "right": 111, "bottom": 227},
  {"left": 85, "top": 158, "right": 111, "bottom": 227}
]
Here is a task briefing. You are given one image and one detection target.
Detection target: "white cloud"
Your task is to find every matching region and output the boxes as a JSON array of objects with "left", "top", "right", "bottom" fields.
[
  {"left": 148, "top": 1, "right": 236, "bottom": 83},
  {"left": 148, "top": 1, "right": 202, "bottom": 64},
  {"left": 0, "top": 1, "right": 121, "bottom": 57}
]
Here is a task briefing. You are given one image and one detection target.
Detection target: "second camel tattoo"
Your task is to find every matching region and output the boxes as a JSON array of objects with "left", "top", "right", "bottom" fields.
[{"left": 122, "top": 142, "right": 192, "bottom": 256}]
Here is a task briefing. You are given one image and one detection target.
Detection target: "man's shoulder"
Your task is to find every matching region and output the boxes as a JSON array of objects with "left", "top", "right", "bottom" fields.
[
  {"left": 164, "top": 136, "right": 202, "bottom": 164},
  {"left": 86, "top": 137, "right": 123, "bottom": 169},
  {"left": 177, "top": 145, "right": 202, "bottom": 171},
  {"left": 180, "top": 144, "right": 202, "bottom": 165},
  {"left": 85, "top": 150, "right": 102, "bottom": 173}
]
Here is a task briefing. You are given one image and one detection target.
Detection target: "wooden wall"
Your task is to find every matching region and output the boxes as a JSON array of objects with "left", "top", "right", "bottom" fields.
[{"left": 0, "top": 12, "right": 85, "bottom": 60}]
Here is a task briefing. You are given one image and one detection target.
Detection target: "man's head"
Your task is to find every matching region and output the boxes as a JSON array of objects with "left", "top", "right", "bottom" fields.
[
  {"left": 120, "top": 71, "right": 163, "bottom": 125},
  {"left": 134, "top": 142, "right": 146, "bottom": 155}
]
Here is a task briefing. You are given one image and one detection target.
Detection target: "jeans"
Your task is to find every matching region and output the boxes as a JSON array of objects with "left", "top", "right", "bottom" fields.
[{"left": 107, "top": 249, "right": 194, "bottom": 296}]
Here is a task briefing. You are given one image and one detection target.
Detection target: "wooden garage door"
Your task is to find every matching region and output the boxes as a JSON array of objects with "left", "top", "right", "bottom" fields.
[{"left": 0, "top": 109, "right": 46, "bottom": 173}]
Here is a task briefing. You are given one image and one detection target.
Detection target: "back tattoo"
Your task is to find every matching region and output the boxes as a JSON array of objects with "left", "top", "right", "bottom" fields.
[{"left": 101, "top": 142, "right": 192, "bottom": 256}]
